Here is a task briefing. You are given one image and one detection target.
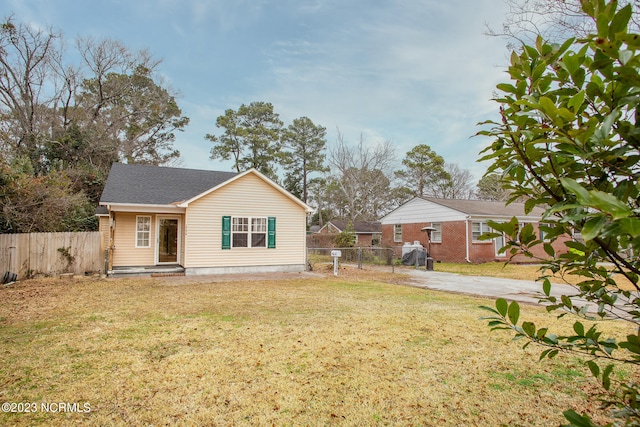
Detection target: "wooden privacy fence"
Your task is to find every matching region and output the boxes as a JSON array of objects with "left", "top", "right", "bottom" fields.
[{"left": 0, "top": 232, "right": 104, "bottom": 280}]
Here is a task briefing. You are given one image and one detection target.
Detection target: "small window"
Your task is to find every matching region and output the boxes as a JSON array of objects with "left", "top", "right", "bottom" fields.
[
  {"left": 394, "top": 224, "right": 402, "bottom": 242},
  {"left": 232, "top": 217, "right": 249, "bottom": 247},
  {"left": 251, "top": 217, "right": 267, "bottom": 247},
  {"left": 136, "top": 216, "right": 151, "bottom": 248},
  {"left": 472, "top": 221, "right": 491, "bottom": 241},
  {"left": 431, "top": 223, "right": 442, "bottom": 243}
]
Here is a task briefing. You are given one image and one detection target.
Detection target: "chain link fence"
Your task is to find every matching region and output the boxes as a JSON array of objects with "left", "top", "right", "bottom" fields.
[{"left": 307, "top": 247, "right": 396, "bottom": 273}]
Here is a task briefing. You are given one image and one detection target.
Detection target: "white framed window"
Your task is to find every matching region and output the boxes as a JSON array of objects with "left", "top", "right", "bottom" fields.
[
  {"left": 431, "top": 223, "right": 442, "bottom": 242},
  {"left": 472, "top": 221, "right": 492, "bottom": 241},
  {"left": 232, "top": 217, "right": 249, "bottom": 247},
  {"left": 394, "top": 224, "right": 402, "bottom": 242},
  {"left": 136, "top": 216, "right": 151, "bottom": 248},
  {"left": 232, "top": 216, "right": 267, "bottom": 248},
  {"left": 251, "top": 217, "right": 267, "bottom": 248}
]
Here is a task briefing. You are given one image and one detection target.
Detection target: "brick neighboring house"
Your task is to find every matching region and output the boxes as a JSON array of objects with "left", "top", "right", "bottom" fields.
[
  {"left": 317, "top": 220, "right": 382, "bottom": 246},
  {"left": 380, "top": 197, "right": 571, "bottom": 263}
]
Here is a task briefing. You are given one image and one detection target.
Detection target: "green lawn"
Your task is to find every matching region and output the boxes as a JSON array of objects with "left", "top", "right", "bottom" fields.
[{"left": 0, "top": 271, "right": 633, "bottom": 426}]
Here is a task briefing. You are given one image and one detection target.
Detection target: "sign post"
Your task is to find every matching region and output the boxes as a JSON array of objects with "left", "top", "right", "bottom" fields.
[{"left": 330, "top": 250, "right": 342, "bottom": 276}]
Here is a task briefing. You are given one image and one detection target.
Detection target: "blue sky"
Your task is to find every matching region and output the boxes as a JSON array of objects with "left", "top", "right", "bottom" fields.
[{"left": 5, "top": 0, "right": 512, "bottom": 182}]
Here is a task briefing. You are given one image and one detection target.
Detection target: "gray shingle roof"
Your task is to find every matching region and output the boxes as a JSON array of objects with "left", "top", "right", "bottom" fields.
[
  {"left": 420, "top": 197, "right": 546, "bottom": 217},
  {"left": 329, "top": 220, "right": 382, "bottom": 234},
  {"left": 100, "top": 163, "right": 238, "bottom": 205}
]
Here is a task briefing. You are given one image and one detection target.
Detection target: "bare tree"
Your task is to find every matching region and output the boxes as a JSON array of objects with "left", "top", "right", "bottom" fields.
[
  {"left": 0, "top": 18, "right": 61, "bottom": 169},
  {"left": 327, "top": 130, "right": 396, "bottom": 221},
  {"left": 489, "top": 0, "right": 640, "bottom": 47},
  {"left": 435, "top": 163, "right": 475, "bottom": 199}
]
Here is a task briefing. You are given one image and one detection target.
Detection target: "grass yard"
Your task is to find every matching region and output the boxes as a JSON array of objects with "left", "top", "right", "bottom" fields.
[{"left": 0, "top": 269, "right": 635, "bottom": 426}]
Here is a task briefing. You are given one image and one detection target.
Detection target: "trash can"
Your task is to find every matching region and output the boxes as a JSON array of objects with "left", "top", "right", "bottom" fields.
[{"left": 426, "top": 257, "right": 434, "bottom": 271}]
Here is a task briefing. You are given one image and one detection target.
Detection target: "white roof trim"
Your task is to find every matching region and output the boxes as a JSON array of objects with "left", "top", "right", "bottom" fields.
[
  {"left": 176, "top": 168, "right": 314, "bottom": 213},
  {"left": 100, "top": 203, "right": 186, "bottom": 214}
]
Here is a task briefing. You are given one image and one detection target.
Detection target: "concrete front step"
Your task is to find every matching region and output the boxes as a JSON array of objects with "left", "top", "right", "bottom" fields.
[{"left": 109, "top": 265, "right": 185, "bottom": 278}]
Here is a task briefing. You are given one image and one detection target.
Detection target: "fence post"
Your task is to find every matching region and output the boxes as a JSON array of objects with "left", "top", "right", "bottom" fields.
[
  {"left": 357, "top": 247, "right": 362, "bottom": 269},
  {"left": 104, "top": 248, "right": 110, "bottom": 276},
  {"left": 391, "top": 248, "right": 394, "bottom": 274}
]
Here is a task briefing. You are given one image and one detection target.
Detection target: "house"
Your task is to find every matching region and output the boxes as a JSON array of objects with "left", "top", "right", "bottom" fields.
[
  {"left": 380, "top": 197, "right": 570, "bottom": 263},
  {"left": 316, "top": 220, "right": 382, "bottom": 246},
  {"left": 97, "top": 163, "right": 313, "bottom": 276}
]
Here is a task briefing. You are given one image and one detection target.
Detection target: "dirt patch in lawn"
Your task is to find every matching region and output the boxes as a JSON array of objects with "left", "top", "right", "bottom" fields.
[{"left": 0, "top": 272, "right": 634, "bottom": 426}]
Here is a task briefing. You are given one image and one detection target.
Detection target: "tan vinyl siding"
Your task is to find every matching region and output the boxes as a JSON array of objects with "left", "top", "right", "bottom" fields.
[
  {"left": 98, "top": 216, "right": 110, "bottom": 253},
  {"left": 185, "top": 173, "right": 306, "bottom": 268},
  {"left": 111, "top": 212, "right": 156, "bottom": 266}
]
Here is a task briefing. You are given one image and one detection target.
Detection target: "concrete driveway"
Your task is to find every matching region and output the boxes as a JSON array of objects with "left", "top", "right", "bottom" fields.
[
  {"left": 402, "top": 268, "right": 637, "bottom": 320},
  {"left": 403, "top": 268, "right": 580, "bottom": 307}
]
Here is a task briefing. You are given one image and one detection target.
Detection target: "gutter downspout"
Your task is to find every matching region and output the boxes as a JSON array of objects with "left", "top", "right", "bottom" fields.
[{"left": 465, "top": 215, "right": 471, "bottom": 263}]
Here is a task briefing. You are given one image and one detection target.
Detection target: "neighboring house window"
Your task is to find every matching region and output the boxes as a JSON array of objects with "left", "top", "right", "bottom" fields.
[
  {"left": 394, "top": 224, "right": 402, "bottom": 242},
  {"left": 540, "top": 223, "right": 554, "bottom": 241},
  {"left": 431, "top": 223, "right": 442, "bottom": 243},
  {"left": 224, "top": 216, "right": 275, "bottom": 249},
  {"left": 136, "top": 216, "right": 151, "bottom": 248},
  {"left": 472, "top": 221, "right": 492, "bottom": 241}
]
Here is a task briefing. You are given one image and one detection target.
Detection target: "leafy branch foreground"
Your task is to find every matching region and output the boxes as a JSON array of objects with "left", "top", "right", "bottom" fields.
[
  {"left": 0, "top": 274, "right": 633, "bottom": 426},
  {"left": 477, "top": 1, "right": 640, "bottom": 424}
]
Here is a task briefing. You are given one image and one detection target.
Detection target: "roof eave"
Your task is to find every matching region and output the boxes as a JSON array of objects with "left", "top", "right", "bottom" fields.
[{"left": 99, "top": 202, "right": 186, "bottom": 214}]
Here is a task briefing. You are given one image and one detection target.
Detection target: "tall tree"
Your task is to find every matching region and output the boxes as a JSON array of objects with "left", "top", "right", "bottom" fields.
[
  {"left": 281, "top": 116, "right": 328, "bottom": 203},
  {"left": 475, "top": 173, "right": 511, "bottom": 201},
  {"left": 207, "top": 101, "right": 283, "bottom": 181},
  {"left": 75, "top": 38, "right": 188, "bottom": 166},
  {"left": 394, "top": 144, "right": 449, "bottom": 197},
  {"left": 0, "top": 18, "right": 189, "bottom": 231},
  {"left": 328, "top": 131, "right": 396, "bottom": 222},
  {"left": 478, "top": 1, "right": 640, "bottom": 424},
  {"left": 0, "top": 19, "right": 60, "bottom": 172},
  {"left": 434, "top": 163, "right": 475, "bottom": 199}
]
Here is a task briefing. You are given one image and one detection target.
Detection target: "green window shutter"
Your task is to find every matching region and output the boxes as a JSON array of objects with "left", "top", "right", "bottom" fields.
[
  {"left": 222, "top": 216, "right": 231, "bottom": 249},
  {"left": 267, "top": 216, "right": 276, "bottom": 249}
]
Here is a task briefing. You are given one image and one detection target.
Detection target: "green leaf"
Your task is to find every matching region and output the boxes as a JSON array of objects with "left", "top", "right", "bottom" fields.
[
  {"left": 521, "top": 321, "right": 536, "bottom": 337},
  {"left": 543, "top": 243, "right": 555, "bottom": 257},
  {"left": 602, "top": 364, "right": 614, "bottom": 390},
  {"left": 496, "top": 83, "right": 518, "bottom": 94},
  {"left": 563, "top": 409, "right": 596, "bottom": 427},
  {"left": 567, "top": 90, "right": 585, "bottom": 111},
  {"left": 618, "top": 217, "right": 640, "bottom": 237},
  {"left": 589, "top": 190, "right": 631, "bottom": 219},
  {"left": 581, "top": 216, "right": 608, "bottom": 241},
  {"left": 573, "top": 321, "right": 585, "bottom": 336},
  {"left": 610, "top": 4, "right": 632, "bottom": 36},
  {"left": 496, "top": 298, "right": 508, "bottom": 317},
  {"left": 586, "top": 360, "right": 600, "bottom": 378},
  {"left": 560, "top": 178, "right": 591, "bottom": 205},
  {"left": 562, "top": 52, "right": 580, "bottom": 75},
  {"left": 508, "top": 301, "right": 520, "bottom": 325}
]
